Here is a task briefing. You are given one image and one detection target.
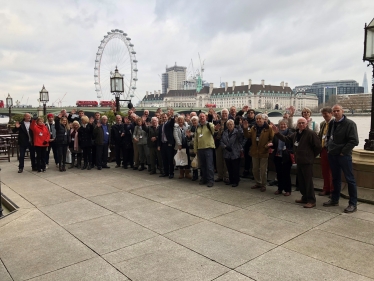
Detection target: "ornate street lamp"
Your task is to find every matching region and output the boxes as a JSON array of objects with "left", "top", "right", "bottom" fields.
[
  {"left": 6, "top": 93, "right": 13, "bottom": 123},
  {"left": 39, "top": 85, "right": 49, "bottom": 117},
  {"left": 363, "top": 18, "right": 374, "bottom": 150},
  {"left": 110, "top": 66, "right": 124, "bottom": 112}
]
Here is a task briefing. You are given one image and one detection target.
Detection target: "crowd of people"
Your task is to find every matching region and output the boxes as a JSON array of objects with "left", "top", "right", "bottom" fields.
[{"left": 13, "top": 104, "right": 359, "bottom": 213}]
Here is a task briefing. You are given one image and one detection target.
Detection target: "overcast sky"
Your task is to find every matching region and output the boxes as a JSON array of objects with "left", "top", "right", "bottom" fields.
[{"left": 1, "top": 0, "right": 373, "bottom": 107}]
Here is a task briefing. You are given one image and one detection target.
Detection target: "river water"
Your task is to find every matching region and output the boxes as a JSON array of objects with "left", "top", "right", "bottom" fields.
[{"left": 1, "top": 116, "right": 371, "bottom": 150}]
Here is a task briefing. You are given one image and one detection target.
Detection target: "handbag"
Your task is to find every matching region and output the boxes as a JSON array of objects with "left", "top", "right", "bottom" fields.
[
  {"left": 191, "top": 155, "right": 199, "bottom": 168},
  {"left": 174, "top": 149, "right": 188, "bottom": 166},
  {"left": 66, "top": 148, "right": 72, "bottom": 164}
]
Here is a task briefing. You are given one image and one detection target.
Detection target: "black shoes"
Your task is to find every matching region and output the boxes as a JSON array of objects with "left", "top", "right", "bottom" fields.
[
  {"left": 18, "top": 169, "right": 23, "bottom": 173},
  {"left": 344, "top": 205, "right": 357, "bottom": 213},
  {"left": 207, "top": 182, "right": 214, "bottom": 187},
  {"left": 323, "top": 200, "right": 339, "bottom": 207},
  {"left": 231, "top": 183, "right": 238, "bottom": 187},
  {"left": 214, "top": 178, "right": 223, "bottom": 182},
  {"left": 102, "top": 165, "right": 110, "bottom": 169},
  {"left": 97, "top": 166, "right": 102, "bottom": 170},
  {"left": 159, "top": 174, "right": 168, "bottom": 177},
  {"left": 168, "top": 174, "right": 174, "bottom": 179},
  {"left": 268, "top": 180, "right": 278, "bottom": 186}
]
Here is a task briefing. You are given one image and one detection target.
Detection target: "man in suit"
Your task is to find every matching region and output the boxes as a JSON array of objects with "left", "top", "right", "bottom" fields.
[
  {"left": 158, "top": 110, "right": 175, "bottom": 179},
  {"left": 93, "top": 115, "right": 111, "bottom": 170},
  {"left": 143, "top": 117, "right": 163, "bottom": 175},
  {"left": 13, "top": 113, "right": 36, "bottom": 173},
  {"left": 111, "top": 115, "right": 125, "bottom": 168}
]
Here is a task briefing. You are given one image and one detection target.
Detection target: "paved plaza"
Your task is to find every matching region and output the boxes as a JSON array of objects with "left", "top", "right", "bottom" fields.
[{"left": 1, "top": 158, "right": 374, "bottom": 281}]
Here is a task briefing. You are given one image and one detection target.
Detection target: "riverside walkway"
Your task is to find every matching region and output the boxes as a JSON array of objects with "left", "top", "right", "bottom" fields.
[{"left": 1, "top": 158, "right": 374, "bottom": 281}]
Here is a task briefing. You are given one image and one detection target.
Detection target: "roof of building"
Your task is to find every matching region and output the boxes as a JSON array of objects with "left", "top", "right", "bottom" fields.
[{"left": 312, "top": 80, "right": 358, "bottom": 85}]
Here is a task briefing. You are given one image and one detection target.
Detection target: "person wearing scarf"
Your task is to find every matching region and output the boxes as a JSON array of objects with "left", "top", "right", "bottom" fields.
[
  {"left": 271, "top": 119, "right": 293, "bottom": 196},
  {"left": 68, "top": 121, "right": 82, "bottom": 169},
  {"left": 242, "top": 114, "right": 274, "bottom": 192}
]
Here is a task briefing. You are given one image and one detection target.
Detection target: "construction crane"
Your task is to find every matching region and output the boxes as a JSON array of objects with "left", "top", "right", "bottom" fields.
[
  {"left": 58, "top": 92, "right": 67, "bottom": 107},
  {"left": 198, "top": 53, "right": 205, "bottom": 79}
]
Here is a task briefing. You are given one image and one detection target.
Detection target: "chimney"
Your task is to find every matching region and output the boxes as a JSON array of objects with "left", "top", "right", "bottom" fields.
[
  {"left": 261, "top": 79, "right": 265, "bottom": 88},
  {"left": 158, "top": 90, "right": 161, "bottom": 95},
  {"left": 225, "top": 82, "right": 228, "bottom": 92},
  {"left": 285, "top": 82, "right": 288, "bottom": 87},
  {"left": 241, "top": 82, "right": 244, "bottom": 86},
  {"left": 146, "top": 91, "right": 148, "bottom": 98},
  {"left": 280, "top": 81, "right": 284, "bottom": 89},
  {"left": 209, "top": 83, "right": 214, "bottom": 95},
  {"left": 232, "top": 81, "right": 236, "bottom": 91},
  {"left": 248, "top": 79, "right": 252, "bottom": 90},
  {"left": 154, "top": 90, "right": 157, "bottom": 95}
]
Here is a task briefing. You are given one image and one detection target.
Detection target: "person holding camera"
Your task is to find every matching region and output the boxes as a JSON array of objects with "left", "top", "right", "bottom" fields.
[{"left": 30, "top": 117, "right": 50, "bottom": 172}]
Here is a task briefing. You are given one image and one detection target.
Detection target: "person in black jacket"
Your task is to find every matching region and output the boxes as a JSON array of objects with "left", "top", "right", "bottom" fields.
[
  {"left": 93, "top": 115, "right": 111, "bottom": 170},
  {"left": 143, "top": 117, "right": 163, "bottom": 175},
  {"left": 111, "top": 115, "right": 126, "bottom": 168},
  {"left": 78, "top": 116, "right": 93, "bottom": 170},
  {"left": 13, "top": 113, "right": 37, "bottom": 173},
  {"left": 122, "top": 117, "right": 134, "bottom": 169},
  {"left": 54, "top": 114, "right": 70, "bottom": 172},
  {"left": 271, "top": 119, "right": 293, "bottom": 196},
  {"left": 158, "top": 111, "right": 175, "bottom": 179}
]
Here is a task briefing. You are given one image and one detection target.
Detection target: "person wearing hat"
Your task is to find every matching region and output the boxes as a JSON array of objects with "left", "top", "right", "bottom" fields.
[{"left": 45, "top": 113, "right": 59, "bottom": 168}]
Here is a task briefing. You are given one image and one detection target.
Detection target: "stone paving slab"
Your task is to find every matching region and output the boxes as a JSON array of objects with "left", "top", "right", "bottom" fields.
[
  {"left": 119, "top": 202, "right": 203, "bottom": 234},
  {"left": 104, "top": 236, "right": 229, "bottom": 281},
  {"left": 65, "top": 214, "right": 156, "bottom": 255},
  {"left": 237, "top": 247, "right": 373, "bottom": 281},
  {"left": 165, "top": 221, "right": 275, "bottom": 268},
  {"left": 88, "top": 191, "right": 155, "bottom": 213},
  {"left": 28, "top": 257, "right": 129, "bottom": 281},
  {"left": 39, "top": 198, "right": 113, "bottom": 226},
  {"left": 1, "top": 184, "right": 36, "bottom": 209},
  {"left": 211, "top": 209, "right": 309, "bottom": 245},
  {"left": 214, "top": 270, "right": 254, "bottom": 281},
  {"left": 283, "top": 229, "right": 374, "bottom": 279},
  {"left": 130, "top": 184, "right": 197, "bottom": 203},
  {"left": 0, "top": 226, "right": 96, "bottom": 281},
  {"left": 246, "top": 199, "right": 339, "bottom": 227},
  {"left": 165, "top": 195, "right": 240, "bottom": 219},
  {"left": 0, "top": 259, "right": 12, "bottom": 281}
]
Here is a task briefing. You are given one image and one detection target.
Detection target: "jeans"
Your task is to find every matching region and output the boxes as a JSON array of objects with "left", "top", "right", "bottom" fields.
[
  {"left": 197, "top": 148, "right": 214, "bottom": 184},
  {"left": 328, "top": 154, "right": 357, "bottom": 206},
  {"left": 19, "top": 143, "right": 36, "bottom": 169}
]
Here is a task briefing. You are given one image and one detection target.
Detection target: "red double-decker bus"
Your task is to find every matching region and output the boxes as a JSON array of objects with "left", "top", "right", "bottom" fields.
[
  {"left": 100, "top": 100, "right": 115, "bottom": 107},
  {"left": 205, "top": 103, "right": 216, "bottom": 108},
  {"left": 76, "top": 100, "right": 98, "bottom": 107}
]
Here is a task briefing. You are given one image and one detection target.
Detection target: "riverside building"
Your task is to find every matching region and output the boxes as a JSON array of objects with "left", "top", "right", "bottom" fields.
[{"left": 141, "top": 80, "right": 318, "bottom": 110}]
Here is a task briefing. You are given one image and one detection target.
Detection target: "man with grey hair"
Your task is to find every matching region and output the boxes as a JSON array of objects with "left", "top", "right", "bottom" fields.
[
  {"left": 272, "top": 117, "right": 321, "bottom": 208},
  {"left": 93, "top": 115, "right": 111, "bottom": 170},
  {"left": 323, "top": 104, "right": 359, "bottom": 213}
]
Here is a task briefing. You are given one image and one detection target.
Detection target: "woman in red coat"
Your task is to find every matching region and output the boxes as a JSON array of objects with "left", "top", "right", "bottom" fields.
[{"left": 30, "top": 117, "right": 50, "bottom": 172}]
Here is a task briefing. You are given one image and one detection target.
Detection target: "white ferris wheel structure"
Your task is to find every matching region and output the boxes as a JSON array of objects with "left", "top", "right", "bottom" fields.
[{"left": 94, "top": 29, "right": 138, "bottom": 102}]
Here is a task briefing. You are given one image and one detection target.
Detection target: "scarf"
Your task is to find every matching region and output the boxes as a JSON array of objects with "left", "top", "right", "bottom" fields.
[
  {"left": 277, "top": 129, "right": 288, "bottom": 155},
  {"left": 70, "top": 129, "right": 79, "bottom": 151}
]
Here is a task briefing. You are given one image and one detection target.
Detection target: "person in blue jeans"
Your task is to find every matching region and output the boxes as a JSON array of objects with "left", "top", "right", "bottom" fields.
[{"left": 323, "top": 105, "right": 359, "bottom": 213}]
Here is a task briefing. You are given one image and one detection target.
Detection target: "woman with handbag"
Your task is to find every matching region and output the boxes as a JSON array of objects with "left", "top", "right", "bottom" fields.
[
  {"left": 271, "top": 119, "right": 293, "bottom": 196},
  {"left": 174, "top": 115, "right": 191, "bottom": 179},
  {"left": 220, "top": 119, "right": 243, "bottom": 187}
]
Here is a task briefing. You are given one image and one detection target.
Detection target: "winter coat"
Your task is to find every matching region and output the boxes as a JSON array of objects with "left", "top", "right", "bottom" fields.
[
  {"left": 275, "top": 127, "right": 321, "bottom": 165},
  {"left": 271, "top": 128, "right": 293, "bottom": 164},
  {"left": 30, "top": 120, "right": 50, "bottom": 147},
  {"left": 327, "top": 115, "right": 359, "bottom": 156},
  {"left": 45, "top": 122, "right": 56, "bottom": 140},
  {"left": 133, "top": 125, "right": 147, "bottom": 145},
  {"left": 123, "top": 123, "right": 134, "bottom": 149},
  {"left": 111, "top": 123, "right": 126, "bottom": 145},
  {"left": 54, "top": 117, "right": 69, "bottom": 145},
  {"left": 173, "top": 125, "right": 190, "bottom": 150},
  {"left": 220, "top": 126, "right": 244, "bottom": 159},
  {"left": 193, "top": 122, "right": 215, "bottom": 153},
  {"left": 78, "top": 124, "right": 93, "bottom": 148},
  {"left": 12, "top": 119, "right": 34, "bottom": 146},
  {"left": 244, "top": 123, "right": 274, "bottom": 158},
  {"left": 142, "top": 124, "right": 159, "bottom": 148},
  {"left": 93, "top": 124, "right": 111, "bottom": 145}
]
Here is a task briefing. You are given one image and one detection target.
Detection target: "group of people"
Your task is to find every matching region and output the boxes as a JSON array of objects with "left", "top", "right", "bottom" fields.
[{"left": 13, "top": 104, "right": 359, "bottom": 213}]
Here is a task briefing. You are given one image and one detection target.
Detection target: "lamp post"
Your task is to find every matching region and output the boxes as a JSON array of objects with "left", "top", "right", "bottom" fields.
[
  {"left": 110, "top": 66, "right": 124, "bottom": 113},
  {"left": 6, "top": 93, "right": 13, "bottom": 123},
  {"left": 39, "top": 85, "right": 49, "bottom": 117},
  {"left": 363, "top": 18, "right": 374, "bottom": 150}
]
